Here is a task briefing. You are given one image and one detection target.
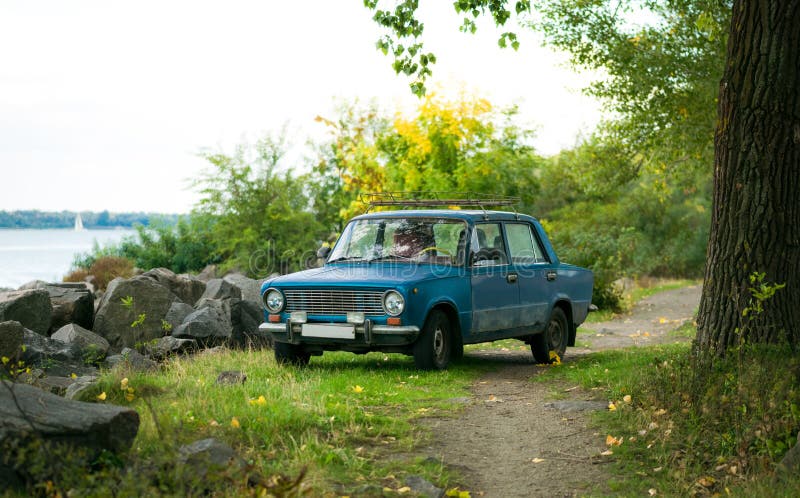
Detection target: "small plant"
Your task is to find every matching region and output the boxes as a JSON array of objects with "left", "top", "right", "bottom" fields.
[
  {"left": 160, "top": 319, "right": 173, "bottom": 333},
  {"left": 81, "top": 344, "right": 106, "bottom": 366},
  {"left": 130, "top": 313, "right": 146, "bottom": 328},
  {"left": 120, "top": 296, "right": 134, "bottom": 308}
]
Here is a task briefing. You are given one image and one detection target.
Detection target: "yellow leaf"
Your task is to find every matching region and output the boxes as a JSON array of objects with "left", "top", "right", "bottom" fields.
[
  {"left": 531, "top": 458, "right": 545, "bottom": 463},
  {"left": 608, "top": 402, "right": 617, "bottom": 411},
  {"left": 606, "top": 435, "right": 622, "bottom": 446},
  {"left": 70, "top": 373, "right": 77, "bottom": 379},
  {"left": 697, "top": 476, "right": 715, "bottom": 487},
  {"left": 125, "top": 392, "right": 135, "bottom": 402},
  {"left": 230, "top": 417, "right": 240, "bottom": 429},
  {"left": 397, "top": 486, "right": 411, "bottom": 494},
  {"left": 96, "top": 392, "right": 107, "bottom": 401},
  {"left": 352, "top": 385, "right": 364, "bottom": 393},
  {"left": 601, "top": 450, "right": 614, "bottom": 456},
  {"left": 658, "top": 317, "right": 668, "bottom": 324},
  {"left": 249, "top": 395, "right": 268, "bottom": 407},
  {"left": 648, "top": 489, "right": 657, "bottom": 496},
  {"left": 120, "top": 378, "right": 129, "bottom": 390},
  {"left": 1, "top": 356, "right": 9, "bottom": 365},
  {"left": 623, "top": 395, "right": 632, "bottom": 403}
]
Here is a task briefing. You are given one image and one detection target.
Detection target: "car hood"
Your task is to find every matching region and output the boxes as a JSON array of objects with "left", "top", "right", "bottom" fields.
[{"left": 264, "top": 263, "right": 459, "bottom": 290}]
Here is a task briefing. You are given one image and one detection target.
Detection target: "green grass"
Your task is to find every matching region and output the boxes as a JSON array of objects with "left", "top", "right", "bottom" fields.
[
  {"left": 4, "top": 349, "right": 489, "bottom": 497},
  {"left": 535, "top": 342, "right": 800, "bottom": 497}
]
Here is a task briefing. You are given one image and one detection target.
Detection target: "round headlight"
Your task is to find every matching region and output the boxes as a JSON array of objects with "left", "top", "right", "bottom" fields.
[
  {"left": 383, "top": 290, "right": 405, "bottom": 316},
  {"left": 263, "top": 288, "right": 285, "bottom": 313}
]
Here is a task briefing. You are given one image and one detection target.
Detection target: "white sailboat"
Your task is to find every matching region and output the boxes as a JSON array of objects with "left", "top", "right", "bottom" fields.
[{"left": 74, "top": 213, "right": 85, "bottom": 231}]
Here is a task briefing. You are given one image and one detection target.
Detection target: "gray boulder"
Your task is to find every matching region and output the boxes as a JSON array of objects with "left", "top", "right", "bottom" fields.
[
  {"left": 33, "top": 376, "right": 76, "bottom": 396},
  {"left": 93, "top": 276, "right": 182, "bottom": 350},
  {"left": 19, "top": 329, "right": 98, "bottom": 377},
  {"left": 47, "top": 283, "right": 95, "bottom": 332},
  {"left": 141, "top": 268, "right": 206, "bottom": 306},
  {"left": 0, "top": 381, "right": 139, "bottom": 472},
  {"left": 64, "top": 375, "right": 99, "bottom": 401},
  {"left": 20, "top": 328, "right": 78, "bottom": 365},
  {"left": 173, "top": 300, "right": 232, "bottom": 344},
  {"left": 51, "top": 323, "right": 110, "bottom": 362},
  {"left": 199, "top": 278, "right": 241, "bottom": 302},
  {"left": 0, "top": 321, "right": 24, "bottom": 359},
  {"left": 223, "top": 273, "right": 263, "bottom": 304},
  {"left": 147, "top": 336, "right": 197, "bottom": 360},
  {"left": 105, "top": 348, "right": 158, "bottom": 372},
  {"left": 0, "top": 289, "right": 52, "bottom": 336},
  {"left": 231, "top": 300, "right": 271, "bottom": 348},
  {"left": 196, "top": 264, "right": 218, "bottom": 282},
  {"left": 163, "top": 302, "right": 195, "bottom": 332},
  {"left": 21, "top": 282, "right": 94, "bottom": 332},
  {"left": 215, "top": 370, "right": 247, "bottom": 385},
  {"left": 404, "top": 475, "right": 444, "bottom": 498},
  {"left": 178, "top": 438, "right": 247, "bottom": 481}
]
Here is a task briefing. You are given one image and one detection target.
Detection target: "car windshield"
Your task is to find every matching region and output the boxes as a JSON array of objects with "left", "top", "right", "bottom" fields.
[{"left": 328, "top": 217, "right": 468, "bottom": 265}]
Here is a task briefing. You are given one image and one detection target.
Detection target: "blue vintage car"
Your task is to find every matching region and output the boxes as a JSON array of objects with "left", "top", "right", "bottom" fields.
[{"left": 259, "top": 200, "right": 593, "bottom": 369}]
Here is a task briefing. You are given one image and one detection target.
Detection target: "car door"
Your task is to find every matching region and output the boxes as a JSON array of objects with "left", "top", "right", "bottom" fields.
[
  {"left": 469, "top": 222, "right": 520, "bottom": 333},
  {"left": 505, "top": 221, "right": 553, "bottom": 331}
]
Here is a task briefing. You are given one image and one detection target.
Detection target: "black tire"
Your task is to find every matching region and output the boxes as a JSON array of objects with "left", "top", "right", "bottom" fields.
[
  {"left": 274, "top": 342, "right": 311, "bottom": 366},
  {"left": 413, "top": 310, "right": 452, "bottom": 370},
  {"left": 531, "top": 307, "right": 569, "bottom": 364}
]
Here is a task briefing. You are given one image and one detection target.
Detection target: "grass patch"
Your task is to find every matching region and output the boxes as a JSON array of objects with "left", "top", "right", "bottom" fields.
[
  {"left": 536, "top": 341, "right": 800, "bottom": 497},
  {"left": 3, "top": 349, "right": 488, "bottom": 496}
]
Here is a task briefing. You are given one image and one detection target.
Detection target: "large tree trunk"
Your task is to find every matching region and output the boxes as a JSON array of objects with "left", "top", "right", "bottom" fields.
[{"left": 695, "top": 1, "right": 800, "bottom": 356}]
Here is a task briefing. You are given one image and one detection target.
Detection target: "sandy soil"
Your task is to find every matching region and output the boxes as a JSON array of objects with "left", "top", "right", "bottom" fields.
[{"left": 418, "top": 285, "right": 702, "bottom": 497}]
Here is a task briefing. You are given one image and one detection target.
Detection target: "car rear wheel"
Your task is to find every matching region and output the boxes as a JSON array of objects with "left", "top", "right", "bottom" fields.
[
  {"left": 531, "top": 307, "right": 569, "bottom": 364},
  {"left": 413, "top": 310, "right": 451, "bottom": 370},
  {"left": 274, "top": 342, "right": 311, "bottom": 366}
]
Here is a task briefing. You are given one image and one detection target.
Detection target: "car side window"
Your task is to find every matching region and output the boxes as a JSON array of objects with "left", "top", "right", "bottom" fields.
[
  {"left": 506, "top": 223, "right": 547, "bottom": 264},
  {"left": 470, "top": 223, "right": 508, "bottom": 266}
]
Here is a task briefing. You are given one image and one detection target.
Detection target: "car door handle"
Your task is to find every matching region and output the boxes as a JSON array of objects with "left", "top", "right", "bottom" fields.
[
  {"left": 507, "top": 273, "right": 518, "bottom": 283},
  {"left": 546, "top": 271, "right": 557, "bottom": 281}
]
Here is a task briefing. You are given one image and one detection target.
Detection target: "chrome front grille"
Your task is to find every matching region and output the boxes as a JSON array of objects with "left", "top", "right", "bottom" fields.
[{"left": 283, "top": 289, "right": 385, "bottom": 316}]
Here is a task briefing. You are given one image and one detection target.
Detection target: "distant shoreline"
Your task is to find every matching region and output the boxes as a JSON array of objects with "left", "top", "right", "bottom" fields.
[{"left": 0, "top": 210, "right": 179, "bottom": 229}]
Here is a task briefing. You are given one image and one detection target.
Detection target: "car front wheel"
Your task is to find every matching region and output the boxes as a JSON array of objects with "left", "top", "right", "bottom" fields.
[
  {"left": 531, "top": 307, "right": 569, "bottom": 364},
  {"left": 413, "top": 310, "right": 451, "bottom": 370},
  {"left": 274, "top": 342, "right": 311, "bottom": 366}
]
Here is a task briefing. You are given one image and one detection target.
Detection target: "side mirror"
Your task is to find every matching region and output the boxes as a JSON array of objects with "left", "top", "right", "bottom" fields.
[{"left": 317, "top": 245, "right": 331, "bottom": 260}]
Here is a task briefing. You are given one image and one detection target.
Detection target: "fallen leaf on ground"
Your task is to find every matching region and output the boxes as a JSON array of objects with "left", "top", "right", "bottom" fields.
[
  {"left": 606, "top": 435, "right": 623, "bottom": 446},
  {"left": 531, "top": 458, "right": 545, "bottom": 463},
  {"left": 600, "top": 450, "right": 614, "bottom": 456}
]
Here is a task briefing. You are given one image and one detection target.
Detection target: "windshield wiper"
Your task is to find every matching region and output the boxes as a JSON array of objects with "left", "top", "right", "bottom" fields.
[
  {"left": 327, "top": 256, "right": 368, "bottom": 263},
  {"left": 368, "top": 254, "right": 412, "bottom": 263}
]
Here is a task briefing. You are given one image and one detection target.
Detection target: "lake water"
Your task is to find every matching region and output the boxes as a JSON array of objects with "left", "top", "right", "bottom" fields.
[{"left": 0, "top": 228, "right": 137, "bottom": 289}]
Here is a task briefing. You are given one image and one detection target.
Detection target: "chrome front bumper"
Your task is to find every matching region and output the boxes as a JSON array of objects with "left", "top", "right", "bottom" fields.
[{"left": 258, "top": 321, "right": 420, "bottom": 345}]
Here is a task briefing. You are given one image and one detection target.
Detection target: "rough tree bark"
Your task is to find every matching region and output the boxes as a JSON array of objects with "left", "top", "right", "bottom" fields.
[{"left": 695, "top": 0, "right": 800, "bottom": 355}]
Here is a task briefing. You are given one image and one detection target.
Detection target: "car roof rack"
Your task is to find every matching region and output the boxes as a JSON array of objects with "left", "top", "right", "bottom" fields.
[{"left": 360, "top": 192, "right": 520, "bottom": 215}]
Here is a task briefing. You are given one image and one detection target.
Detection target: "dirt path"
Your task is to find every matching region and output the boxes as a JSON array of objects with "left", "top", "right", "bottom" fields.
[{"left": 420, "top": 285, "right": 702, "bottom": 497}]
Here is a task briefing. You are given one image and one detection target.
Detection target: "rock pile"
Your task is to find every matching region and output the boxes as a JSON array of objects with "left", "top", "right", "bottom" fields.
[{"left": 0, "top": 268, "right": 270, "bottom": 489}]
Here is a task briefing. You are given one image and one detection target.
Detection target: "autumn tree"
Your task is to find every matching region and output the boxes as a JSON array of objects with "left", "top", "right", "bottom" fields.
[
  {"left": 364, "top": 0, "right": 800, "bottom": 356},
  {"left": 314, "top": 92, "right": 541, "bottom": 220}
]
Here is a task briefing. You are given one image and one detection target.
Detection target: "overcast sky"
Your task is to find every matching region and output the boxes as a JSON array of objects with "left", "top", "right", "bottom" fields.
[{"left": 0, "top": 1, "right": 602, "bottom": 214}]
